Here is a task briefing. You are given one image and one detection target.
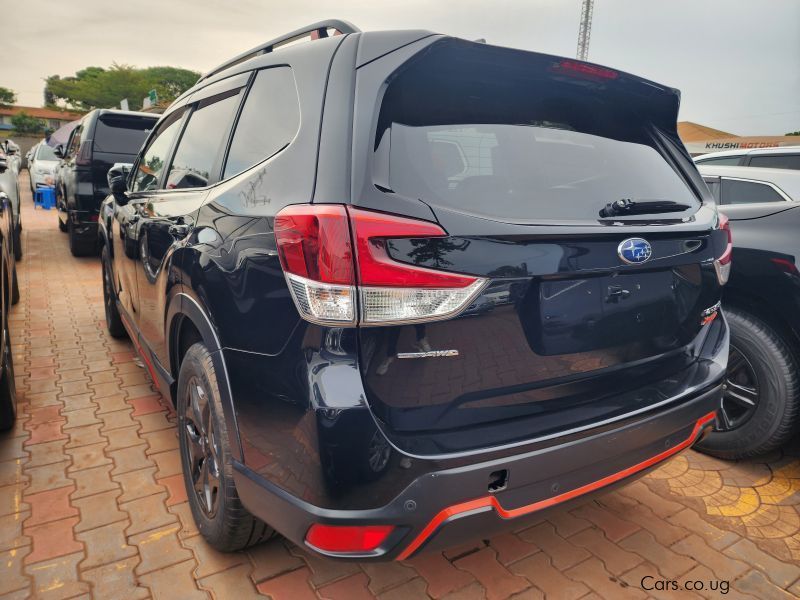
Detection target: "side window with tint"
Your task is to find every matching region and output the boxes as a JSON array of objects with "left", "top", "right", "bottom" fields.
[
  {"left": 695, "top": 156, "right": 741, "bottom": 166},
  {"left": 720, "top": 179, "right": 785, "bottom": 205},
  {"left": 132, "top": 111, "right": 184, "bottom": 192},
  {"left": 223, "top": 67, "right": 300, "bottom": 179},
  {"left": 749, "top": 155, "right": 800, "bottom": 170},
  {"left": 166, "top": 90, "right": 242, "bottom": 189},
  {"left": 66, "top": 127, "right": 82, "bottom": 159}
]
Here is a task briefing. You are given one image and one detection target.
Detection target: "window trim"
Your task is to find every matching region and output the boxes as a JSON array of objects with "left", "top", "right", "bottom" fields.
[
  {"left": 719, "top": 176, "right": 792, "bottom": 205},
  {"left": 745, "top": 153, "right": 800, "bottom": 169}
]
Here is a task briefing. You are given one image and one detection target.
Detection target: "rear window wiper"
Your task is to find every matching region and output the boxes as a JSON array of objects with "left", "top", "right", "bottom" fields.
[{"left": 599, "top": 198, "right": 692, "bottom": 218}]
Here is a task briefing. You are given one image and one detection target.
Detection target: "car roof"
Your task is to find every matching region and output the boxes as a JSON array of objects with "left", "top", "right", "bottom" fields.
[
  {"left": 697, "top": 165, "right": 800, "bottom": 200},
  {"left": 694, "top": 146, "right": 800, "bottom": 161}
]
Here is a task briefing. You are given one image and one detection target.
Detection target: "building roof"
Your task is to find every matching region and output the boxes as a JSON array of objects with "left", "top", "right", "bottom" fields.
[
  {"left": 0, "top": 105, "right": 84, "bottom": 121},
  {"left": 677, "top": 121, "right": 737, "bottom": 142}
]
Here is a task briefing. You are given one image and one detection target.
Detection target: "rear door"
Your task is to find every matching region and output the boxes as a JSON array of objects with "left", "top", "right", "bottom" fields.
[
  {"left": 350, "top": 38, "right": 724, "bottom": 455},
  {"left": 135, "top": 77, "right": 247, "bottom": 364}
]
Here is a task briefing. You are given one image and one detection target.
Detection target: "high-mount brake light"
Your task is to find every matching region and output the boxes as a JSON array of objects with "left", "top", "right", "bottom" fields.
[
  {"left": 274, "top": 205, "right": 488, "bottom": 326},
  {"left": 714, "top": 213, "right": 732, "bottom": 286},
  {"left": 552, "top": 59, "right": 618, "bottom": 81}
]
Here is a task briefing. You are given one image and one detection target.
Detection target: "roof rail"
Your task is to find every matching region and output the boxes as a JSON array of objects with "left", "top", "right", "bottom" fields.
[{"left": 197, "top": 19, "right": 361, "bottom": 84}]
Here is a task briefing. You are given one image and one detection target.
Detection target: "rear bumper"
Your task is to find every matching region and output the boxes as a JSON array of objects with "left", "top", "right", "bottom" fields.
[{"left": 233, "top": 382, "right": 721, "bottom": 560}]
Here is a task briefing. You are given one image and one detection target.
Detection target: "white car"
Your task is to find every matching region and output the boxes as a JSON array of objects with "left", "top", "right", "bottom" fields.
[
  {"left": 694, "top": 146, "right": 800, "bottom": 170},
  {"left": 27, "top": 142, "right": 60, "bottom": 192},
  {"left": 697, "top": 165, "right": 800, "bottom": 207}
]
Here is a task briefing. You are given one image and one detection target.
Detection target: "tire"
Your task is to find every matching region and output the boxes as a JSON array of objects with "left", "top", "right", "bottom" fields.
[
  {"left": 13, "top": 223, "right": 21, "bottom": 262},
  {"left": 10, "top": 266, "right": 19, "bottom": 306},
  {"left": 68, "top": 218, "right": 96, "bottom": 257},
  {"left": 696, "top": 307, "right": 800, "bottom": 459},
  {"left": 0, "top": 314, "right": 17, "bottom": 431},
  {"left": 101, "top": 247, "right": 126, "bottom": 338},
  {"left": 177, "top": 343, "right": 274, "bottom": 551}
]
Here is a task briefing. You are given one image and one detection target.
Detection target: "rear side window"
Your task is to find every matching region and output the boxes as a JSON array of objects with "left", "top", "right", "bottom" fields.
[
  {"left": 167, "top": 90, "right": 242, "bottom": 189},
  {"left": 373, "top": 41, "right": 698, "bottom": 223},
  {"left": 749, "top": 155, "right": 800, "bottom": 170},
  {"left": 223, "top": 67, "right": 300, "bottom": 178},
  {"left": 695, "top": 156, "right": 742, "bottom": 166},
  {"left": 94, "top": 116, "right": 156, "bottom": 155},
  {"left": 719, "top": 179, "right": 785, "bottom": 204}
]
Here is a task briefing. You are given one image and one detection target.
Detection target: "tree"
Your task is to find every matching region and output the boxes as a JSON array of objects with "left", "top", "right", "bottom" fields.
[
  {"left": 11, "top": 112, "right": 45, "bottom": 134},
  {"left": 0, "top": 87, "right": 16, "bottom": 106},
  {"left": 45, "top": 63, "right": 200, "bottom": 111},
  {"left": 787, "top": 131, "right": 800, "bottom": 136}
]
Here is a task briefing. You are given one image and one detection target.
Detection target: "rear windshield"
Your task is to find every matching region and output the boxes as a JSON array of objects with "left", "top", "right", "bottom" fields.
[
  {"left": 374, "top": 41, "right": 698, "bottom": 223},
  {"left": 36, "top": 144, "right": 58, "bottom": 160},
  {"left": 94, "top": 115, "right": 156, "bottom": 155}
]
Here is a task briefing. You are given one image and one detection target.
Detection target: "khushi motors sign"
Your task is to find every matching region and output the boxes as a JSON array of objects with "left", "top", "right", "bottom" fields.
[{"left": 684, "top": 137, "right": 799, "bottom": 155}]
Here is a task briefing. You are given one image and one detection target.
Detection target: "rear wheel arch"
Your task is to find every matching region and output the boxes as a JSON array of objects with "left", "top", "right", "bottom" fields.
[
  {"left": 723, "top": 287, "right": 800, "bottom": 359},
  {"left": 166, "top": 292, "right": 244, "bottom": 462}
]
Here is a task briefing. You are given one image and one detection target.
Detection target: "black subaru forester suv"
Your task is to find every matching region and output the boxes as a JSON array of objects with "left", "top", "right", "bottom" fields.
[{"left": 99, "top": 20, "right": 730, "bottom": 558}]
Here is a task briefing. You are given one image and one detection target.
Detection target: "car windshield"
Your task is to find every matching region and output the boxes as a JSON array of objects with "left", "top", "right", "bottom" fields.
[{"left": 36, "top": 144, "right": 58, "bottom": 160}]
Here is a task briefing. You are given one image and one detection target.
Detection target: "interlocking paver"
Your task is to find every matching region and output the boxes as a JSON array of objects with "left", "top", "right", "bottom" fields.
[{"left": 2, "top": 172, "right": 800, "bottom": 599}]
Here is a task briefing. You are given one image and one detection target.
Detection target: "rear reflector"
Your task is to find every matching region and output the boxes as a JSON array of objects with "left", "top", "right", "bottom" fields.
[
  {"left": 275, "top": 205, "right": 487, "bottom": 326},
  {"left": 305, "top": 524, "right": 395, "bottom": 553}
]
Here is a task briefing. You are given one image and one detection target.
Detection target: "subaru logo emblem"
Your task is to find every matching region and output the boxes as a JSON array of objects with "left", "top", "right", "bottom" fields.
[{"left": 617, "top": 238, "right": 652, "bottom": 264}]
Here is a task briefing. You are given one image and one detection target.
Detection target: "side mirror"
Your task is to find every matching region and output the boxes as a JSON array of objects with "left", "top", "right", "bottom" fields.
[
  {"left": 54, "top": 145, "right": 65, "bottom": 159},
  {"left": 0, "top": 156, "right": 7, "bottom": 173},
  {"left": 108, "top": 162, "right": 132, "bottom": 203}
]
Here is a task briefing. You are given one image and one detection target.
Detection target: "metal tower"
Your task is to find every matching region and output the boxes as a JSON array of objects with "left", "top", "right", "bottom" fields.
[{"left": 576, "top": 0, "right": 594, "bottom": 61}]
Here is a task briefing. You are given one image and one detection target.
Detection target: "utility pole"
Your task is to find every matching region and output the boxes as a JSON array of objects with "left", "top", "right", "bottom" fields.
[{"left": 576, "top": 0, "right": 594, "bottom": 61}]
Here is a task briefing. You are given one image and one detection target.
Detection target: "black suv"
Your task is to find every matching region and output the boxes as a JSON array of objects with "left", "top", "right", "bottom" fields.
[
  {"left": 0, "top": 152, "right": 20, "bottom": 432},
  {"left": 56, "top": 109, "right": 158, "bottom": 256},
  {"left": 99, "top": 21, "right": 730, "bottom": 558}
]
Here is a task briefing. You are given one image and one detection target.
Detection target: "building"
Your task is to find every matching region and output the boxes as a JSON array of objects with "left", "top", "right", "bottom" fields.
[
  {"left": 678, "top": 121, "right": 800, "bottom": 156},
  {"left": 0, "top": 105, "right": 84, "bottom": 131}
]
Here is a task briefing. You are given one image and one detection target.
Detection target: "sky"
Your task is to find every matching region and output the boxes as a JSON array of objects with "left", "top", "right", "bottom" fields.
[{"left": 5, "top": 0, "right": 799, "bottom": 135}]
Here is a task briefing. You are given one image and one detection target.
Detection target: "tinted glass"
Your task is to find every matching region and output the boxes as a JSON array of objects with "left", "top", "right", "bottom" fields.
[
  {"left": 720, "top": 179, "right": 785, "bottom": 204},
  {"left": 695, "top": 156, "right": 741, "bottom": 166},
  {"left": 749, "top": 155, "right": 800, "bottom": 170},
  {"left": 167, "top": 91, "right": 242, "bottom": 189},
  {"left": 132, "top": 112, "right": 184, "bottom": 192},
  {"left": 223, "top": 67, "right": 300, "bottom": 178},
  {"left": 375, "top": 42, "right": 697, "bottom": 223},
  {"left": 36, "top": 144, "right": 58, "bottom": 160},
  {"left": 66, "top": 127, "right": 82, "bottom": 158},
  {"left": 94, "top": 116, "right": 157, "bottom": 154}
]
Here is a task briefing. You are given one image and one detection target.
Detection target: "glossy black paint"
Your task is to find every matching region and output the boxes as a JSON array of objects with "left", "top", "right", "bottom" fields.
[
  {"left": 0, "top": 163, "right": 17, "bottom": 384},
  {"left": 719, "top": 201, "right": 800, "bottom": 347},
  {"left": 57, "top": 109, "right": 158, "bottom": 242},
  {"left": 98, "top": 29, "right": 727, "bottom": 557}
]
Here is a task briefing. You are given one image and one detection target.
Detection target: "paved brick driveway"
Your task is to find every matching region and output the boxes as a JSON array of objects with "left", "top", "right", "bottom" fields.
[{"left": 2, "top": 173, "right": 800, "bottom": 599}]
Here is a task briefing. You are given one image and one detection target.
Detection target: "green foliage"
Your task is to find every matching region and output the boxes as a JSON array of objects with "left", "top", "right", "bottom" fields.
[
  {"left": 0, "top": 87, "right": 16, "bottom": 106},
  {"left": 787, "top": 131, "right": 800, "bottom": 136},
  {"left": 44, "top": 63, "right": 200, "bottom": 111},
  {"left": 11, "top": 112, "right": 46, "bottom": 134}
]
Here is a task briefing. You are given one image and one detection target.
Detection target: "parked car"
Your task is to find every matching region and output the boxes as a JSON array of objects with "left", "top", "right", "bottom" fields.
[
  {"left": 27, "top": 142, "right": 60, "bottom": 192},
  {"left": 99, "top": 20, "right": 730, "bottom": 558},
  {"left": 695, "top": 165, "right": 800, "bottom": 458},
  {"left": 694, "top": 146, "right": 800, "bottom": 170},
  {"left": 54, "top": 109, "right": 158, "bottom": 256},
  {"left": 696, "top": 165, "right": 800, "bottom": 203},
  {"left": 0, "top": 141, "right": 23, "bottom": 261},
  {"left": 0, "top": 151, "right": 20, "bottom": 430}
]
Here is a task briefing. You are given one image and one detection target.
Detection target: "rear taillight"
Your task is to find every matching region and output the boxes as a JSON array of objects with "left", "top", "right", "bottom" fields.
[
  {"left": 714, "top": 213, "right": 732, "bottom": 285},
  {"left": 274, "top": 205, "right": 487, "bottom": 326},
  {"left": 76, "top": 140, "right": 92, "bottom": 166},
  {"left": 305, "top": 524, "right": 394, "bottom": 553}
]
